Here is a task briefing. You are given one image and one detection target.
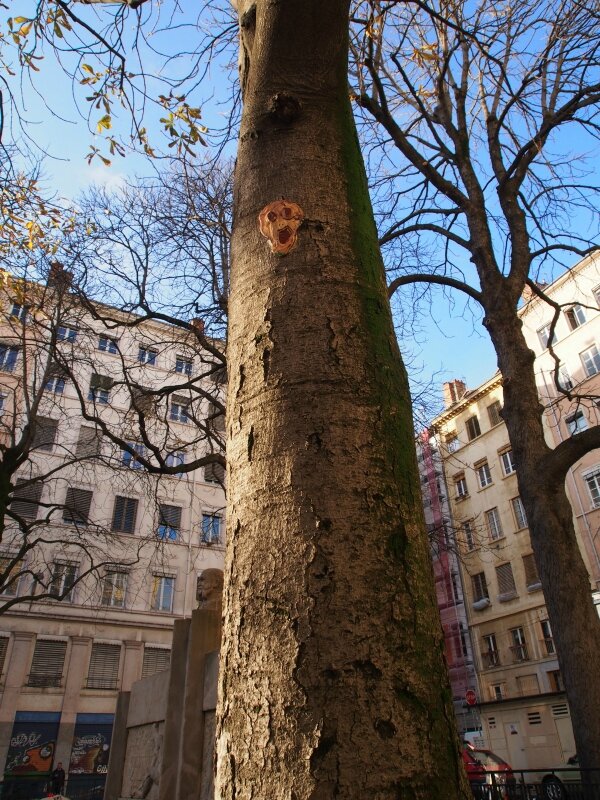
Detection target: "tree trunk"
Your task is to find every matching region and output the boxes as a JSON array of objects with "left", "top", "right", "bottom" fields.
[
  {"left": 215, "top": 2, "right": 469, "bottom": 798},
  {"left": 485, "top": 302, "right": 600, "bottom": 779}
]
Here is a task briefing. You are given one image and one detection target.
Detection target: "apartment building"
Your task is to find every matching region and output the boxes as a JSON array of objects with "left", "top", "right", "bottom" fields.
[
  {"left": 426, "top": 254, "right": 600, "bottom": 769},
  {"left": 416, "top": 431, "right": 479, "bottom": 739},
  {"left": 0, "top": 268, "right": 226, "bottom": 797},
  {"left": 519, "top": 252, "right": 600, "bottom": 593}
]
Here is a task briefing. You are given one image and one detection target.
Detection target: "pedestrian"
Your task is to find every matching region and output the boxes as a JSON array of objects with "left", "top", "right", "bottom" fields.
[{"left": 50, "top": 761, "right": 65, "bottom": 796}]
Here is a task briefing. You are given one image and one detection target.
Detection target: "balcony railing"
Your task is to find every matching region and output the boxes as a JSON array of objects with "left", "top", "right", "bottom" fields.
[
  {"left": 510, "top": 644, "right": 529, "bottom": 663},
  {"left": 480, "top": 651, "right": 500, "bottom": 669},
  {"left": 27, "top": 673, "right": 62, "bottom": 688}
]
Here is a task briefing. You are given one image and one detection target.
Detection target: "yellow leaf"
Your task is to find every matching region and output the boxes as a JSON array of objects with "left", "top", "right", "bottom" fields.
[
  {"left": 96, "top": 114, "right": 112, "bottom": 132},
  {"left": 19, "top": 22, "right": 32, "bottom": 36},
  {"left": 82, "top": 63, "right": 94, "bottom": 74}
]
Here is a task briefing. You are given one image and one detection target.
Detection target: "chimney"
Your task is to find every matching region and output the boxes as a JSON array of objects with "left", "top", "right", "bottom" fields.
[
  {"left": 191, "top": 318, "right": 205, "bottom": 334},
  {"left": 442, "top": 379, "right": 467, "bottom": 408}
]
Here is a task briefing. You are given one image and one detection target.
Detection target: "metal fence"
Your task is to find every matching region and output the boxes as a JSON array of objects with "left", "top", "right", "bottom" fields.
[{"left": 471, "top": 768, "right": 600, "bottom": 800}]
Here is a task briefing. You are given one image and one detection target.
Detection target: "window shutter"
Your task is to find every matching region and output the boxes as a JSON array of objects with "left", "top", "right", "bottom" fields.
[
  {"left": 28, "top": 639, "right": 67, "bottom": 687},
  {"left": 32, "top": 417, "right": 58, "bottom": 451},
  {"left": 10, "top": 480, "right": 42, "bottom": 519},
  {"left": 141, "top": 647, "right": 171, "bottom": 678},
  {"left": 204, "top": 462, "right": 225, "bottom": 484},
  {"left": 496, "top": 563, "right": 517, "bottom": 599},
  {"left": 112, "top": 497, "right": 138, "bottom": 533},
  {"left": 86, "top": 643, "right": 121, "bottom": 689},
  {"left": 63, "top": 488, "right": 93, "bottom": 524},
  {"left": 0, "top": 637, "right": 8, "bottom": 674},
  {"left": 523, "top": 553, "right": 541, "bottom": 589},
  {"left": 487, "top": 402, "right": 502, "bottom": 427},
  {"left": 90, "top": 373, "right": 113, "bottom": 390},
  {"left": 158, "top": 505, "right": 182, "bottom": 529},
  {"left": 208, "top": 402, "right": 225, "bottom": 431},
  {"left": 76, "top": 426, "right": 102, "bottom": 457}
]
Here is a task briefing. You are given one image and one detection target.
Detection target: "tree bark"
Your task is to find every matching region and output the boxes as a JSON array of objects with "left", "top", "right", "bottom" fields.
[
  {"left": 485, "top": 299, "right": 600, "bottom": 780},
  {"left": 216, "top": 2, "right": 469, "bottom": 798}
]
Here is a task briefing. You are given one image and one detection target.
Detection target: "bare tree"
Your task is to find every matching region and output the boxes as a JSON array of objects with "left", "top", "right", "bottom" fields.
[
  {"left": 350, "top": 0, "right": 600, "bottom": 776},
  {"left": 0, "top": 249, "right": 226, "bottom": 613}
]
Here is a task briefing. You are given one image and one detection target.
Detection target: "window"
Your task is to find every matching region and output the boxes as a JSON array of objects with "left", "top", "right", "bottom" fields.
[
  {"left": 111, "top": 496, "right": 138, "bottom": 534},
  {"left": 584, "top": 469, "right": 600, "bottom": 508},
  {"left": 0, "top": 555, "right": 23, "bottom": 596},
  {"left": 138, "top": 346, "right": 158, "bottom": 366},
  {"left": 32, "top": 417, "right": 58, "bottom": 451},
  {"left": 500, "top": 448, "right": 516, "bottom": 476},
  {"left": 10, "top": 480, "right": 42, "bottom": 520},
  {"left": 170, "top": 397, "right": 190, "bottom": 424},
  {"left": 511, "top": 496, "right": 528, "bottom": 530},
  {"left": 565, "top": 304, "right": 586, "bottom": 330},
  {"left": 541, "top": 619, "right": 555, "bottom": 655},
  {"left": 151, "top": 574, "right": 175, "bottom": 612},
  {"left": 88, "top": 373, "right": 112, "bottom": 404},
  {"left": 559, "top": 366, "right": 573, "bottom": 391},
  {"left": 204, "top": 462, "right": 225, "bottom": 484},
  {"left": 10, "top": 303, "right": 29, "bottom": 322},
  {"left": 521, "top": 679, "right": 541, "bottom": 699},
  {"left": 496, "top": 562, "right": 517, "bottom": 601},
  {"left": 166, "top": 452, "right": 186, "bottom": 476},
  {"left": 594, "top": 286, "right": 600, "bottom": 308},
  {"left": 487, "top": 401, "right": 503, "bottom": 427},
  {"left": 510, "top": 627, "right": 528, "bottom": 662},
  {"left": 86, "top": 643, "right": 121, "bottom": 689},
  {"left": 142, "top": 647, "right": 171, "bottom": 678},
  {"left": 75, "top": 426, "right": 102, "bottom": 458},
  {"left": 0, "top": 345, "right": 18, "bottom": 372},
  {"left": 549, "top": 671, "right": 565, "bottom": 692},
  {"left": 44, "top": 375, "right": 65, "bottom": 395},
  {"left": 50, "top": 562, "right": 78, "bottom": 601},
  {"left": 476, "top": 461, "right": 493, "bottom": 489},
  {"left": 471, "top": 572, "right": 489, "bottom": 603},
  {"left": 62, "top": 488, "right": 93, "bottom": 525},
  {"left": 566, "top": 409, "right": 588, "bottom": 435},
  {"left": 122, "top": 443, "right": 146, "bottom": 470},
  {"left": 454, "top": 473, "right": 468, "bottom": 499},
  {"left": 482, "top": 633, "right": 499, "bottom": 668},
  {"left": 201, "top": 513, "right": 222, "bottom": 545},
  {"left": 0, "top": 637, "right": 8, "bottom": 675},
  {"left": 462, "top": 520, "right": 475, "bottom": 551},
  {"left": 581, "top": 345, "right": 600, "bottom": 377},
  {"left": 28, "top": 639, "right": 67, "bottom": 687},
  {"left": 523, "top": 553, "right": 541, "bottom": 590},
  {"left": 491, "top": 684, "right": 504, "bottom": 701},
  {"left": 98, "top": 336, "right": 118, "bottom": 354},
  {"left": 101, "top": 568, "right": 128, "bottom": 608},
  {"left": 486, "top": 507, "right": 503, "bottom": 541},
  {"left": 175, "top": 355, "right": 193, "bottom": 376},
  {"left": 465, "top": 416, "right": 481, "bottom": 441},
  {"left": 445, "top": 434, "right": 459, "bottom": 453},
  {"left": 0, "top": 394, "right": 5, "bottom": 415},
  {"left": 537, "top": 323, "right": 556, "bottom": 350},
  {"left": 157, "top": 504, "right": 182, "bottom": 541},
  {"left": 56, "top": 325, "right": 77, "bottom": 342},
  {"left": 208, "top": 402, "right": 225, "bottom": 432}
]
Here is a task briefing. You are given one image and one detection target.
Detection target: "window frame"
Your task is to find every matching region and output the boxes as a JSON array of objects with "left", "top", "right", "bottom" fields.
[
  {"left": 465, "top": 415, "right": 481, "bottom": 441},
  {"left": 475, "top": 460, "right": 493, "bottom": 489},
  {"left": 111, "top": 496, "right": 139, "bottom": 535},
  {"left": 485, "top": 507, "right": 504, "bottom": 541},
  {"left": 56, "top": 325, "right": 78, "bottom": 343},
  {"left": 201, "top": 513, "right": 222, "bottom": 545},
  {"left": 500, "top": 448, "right": 516, "bottom": 476},
  {"left": 101, "top": 568, "right": 128, "bottom": 608},
  {"left": 565, "top": 304, "right": 586, "bottom": 330},
  {"left": 487, "top": 401, "right": 503, "bottom": 427},
  {"left": 50, "top": 562, "right": 78, "bottom": 602},
  {"left": 0, "top": 345, "right": 19, "bottom": 372},
  {"left": 151, "top": 574, "right": 175, "bottom": 612},
  {"left": 471, "top": 571, "right": 489, "bottom": 603},
  {"left": 138, "top": 346, "right": 158, "bottom": 366},
  {"left": 175, "top": 355, "right": 193, "bottom": 376},
  {"left": 454, "top": 473, "right": 468, "bottom": 499},
  {"left": 584, "top": 469, "right": 600, "bottom": 508},
  {"left": 580, "top": 344, "right": 600, "bottom": 377},
  {"left": 511, "top": 496, "right": 528, "bottom": 530},
  {"left": 98, "top": 336, "right": 118, "bottom": 354},
  {"left": 566, "top": 409, "right": 588, "bottom": 436}
]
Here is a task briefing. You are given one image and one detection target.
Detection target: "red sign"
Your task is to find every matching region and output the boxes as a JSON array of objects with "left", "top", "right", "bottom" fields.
[{"left": 465, "top": 689, "right": 477, "bottom": 706}]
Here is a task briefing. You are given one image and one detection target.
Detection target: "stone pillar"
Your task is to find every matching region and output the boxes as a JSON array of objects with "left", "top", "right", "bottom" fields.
[
  {"left": 56, "top": 636, "right": 91, "bottom": 766},
  {"left": 103, "top": 691, "right": 130, "bottom": 800},
  {"left": 122, "top": 641, "right": 144, "bottom": 691},
  {"left": 0, "top": 632, "right": 35, "bottom": 772}
]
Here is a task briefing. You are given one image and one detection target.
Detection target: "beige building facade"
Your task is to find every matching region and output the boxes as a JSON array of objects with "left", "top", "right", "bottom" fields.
[
  {"left": 0, "top": 271, "right": 226, "bottom": 797},
  {"left": 429, "top": 253, "right": 600, "bottom": 769}
]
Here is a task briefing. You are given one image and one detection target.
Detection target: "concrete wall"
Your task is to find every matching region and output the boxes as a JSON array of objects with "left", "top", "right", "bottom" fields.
[{"left": 106, "top": 607, "right": 221, "bottom": 800}]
